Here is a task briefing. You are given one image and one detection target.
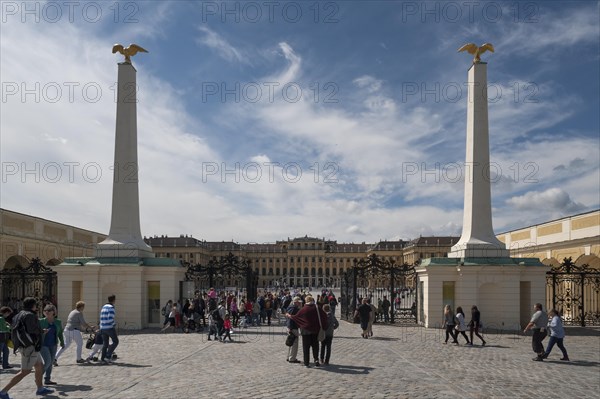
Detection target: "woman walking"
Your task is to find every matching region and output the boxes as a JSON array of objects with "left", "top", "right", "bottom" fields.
[
  {"left": 442, "top": 305, "right": 459, "bottom": 344},
  {"left": 55, "top": 301, "right": 94, "bottom": 364},
  {"left": 455, "top": 307, "right": 471, "bottom": 345},
  {"left": 39, "top": 304, "right": 64, "bottom": 385},
  {"left": 355, "top": 298, "right": 372, "bottom": 339},
  {"left": 542, "top": 309, "right": 569, "bottom": 361},
  {"left": 469, "top": 305, "right": 486, "bottom": 346}
]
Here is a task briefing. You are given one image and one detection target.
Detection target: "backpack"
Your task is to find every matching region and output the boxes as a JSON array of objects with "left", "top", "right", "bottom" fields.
[
  {"left": 11, "top": 311, "right": 36, "bottom": 350},
  {"left": 211, "top": 308, "right": 222, "bottom": 322}
]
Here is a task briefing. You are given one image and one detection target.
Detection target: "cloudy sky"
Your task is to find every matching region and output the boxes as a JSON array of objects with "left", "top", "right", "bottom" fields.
[{"left": 1, "top": 1, "right": 598, "bottom": 244}]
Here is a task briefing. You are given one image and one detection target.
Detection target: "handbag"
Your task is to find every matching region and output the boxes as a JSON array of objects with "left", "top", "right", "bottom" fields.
[
  {"left": 285, "top": 332, "right": 296, "bottom": 347},
  {"left": 316, "top": 305, "right": 326, "bottom": 342},
  {"left": 85, "top": 335, "right": 95, "bottom": 349}
]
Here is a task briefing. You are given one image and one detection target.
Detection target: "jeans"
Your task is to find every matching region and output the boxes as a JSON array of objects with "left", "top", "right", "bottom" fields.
[
  {"left": 40, "top": 345, "right": 57, "bottom": 382},
  {"left": 101, "top": 328, "right": 119, "bottom": 360},
  {"left": 0, "top": 340, "right": 10, "bottom": 367},
  {"left": 545, "top": 335, "right": 568, "bottom": 358},
  {"left": 445, "top": 325, "right": 458, "bottom": 343},
  {"left": 319, "top": 335, "right": 333, "bottom": 363}
]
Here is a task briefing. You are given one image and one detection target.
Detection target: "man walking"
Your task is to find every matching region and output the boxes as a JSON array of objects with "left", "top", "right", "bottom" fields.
[
  {"left": 381, "top": 296, "right": 391, "bottom": 323},
  {"left": 99, "top": 295, "right": 119, "bottom": 364},
  {"left": 523, "top": 303, "right": 548, "bottom": 361},
  {"left": 0, "top": 297, "right": 53, "bottom": 399}
]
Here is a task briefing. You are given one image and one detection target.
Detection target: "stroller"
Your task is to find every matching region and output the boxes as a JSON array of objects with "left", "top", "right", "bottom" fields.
[
  {"left": 85, "top": 331, "right": 118, "bottom": 361},
  {"left": 183, "top": 313, "right": 202, "bottom": 333}
]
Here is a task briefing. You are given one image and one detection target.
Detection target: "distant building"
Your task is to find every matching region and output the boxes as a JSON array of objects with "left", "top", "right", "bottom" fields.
[
  {"left": 0, "top": 208, "right": 105, "bottom": 269},
  {"left": 496, "top": 209, "right": 600, "bottom": 267},
  {"left": 2, "top": 207, "right": 598, "bottom": 293},
  {"left": 144, "top": 235, "right": 407, "bottom": 288}
]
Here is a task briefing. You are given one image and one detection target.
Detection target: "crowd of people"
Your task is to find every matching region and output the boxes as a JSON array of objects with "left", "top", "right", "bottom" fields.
[
  {"left": 0, "top": 291, "right": 571, "bottom": 397},
  {"left": 0, "top": 295, "right": 120, "bottom": 399}
]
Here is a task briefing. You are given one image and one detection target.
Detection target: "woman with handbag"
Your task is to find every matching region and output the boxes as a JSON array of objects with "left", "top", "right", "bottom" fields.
[{"left": 285, "top": 295, "right": 328, "bottom": 368}]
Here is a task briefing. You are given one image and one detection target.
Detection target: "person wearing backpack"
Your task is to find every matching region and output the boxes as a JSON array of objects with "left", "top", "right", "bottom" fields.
[{"left": 0, "top": 297, "right": 54, "bottom": 399}]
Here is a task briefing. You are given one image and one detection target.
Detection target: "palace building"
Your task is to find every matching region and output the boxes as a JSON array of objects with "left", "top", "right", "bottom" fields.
[{"left": 1, "top": 207, "right": 598, "bottom": 296}]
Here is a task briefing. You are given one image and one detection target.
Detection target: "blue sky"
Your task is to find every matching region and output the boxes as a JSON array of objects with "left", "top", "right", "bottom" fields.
[{"left": 1, "top": 1, "right": 599, "bottom": 244}]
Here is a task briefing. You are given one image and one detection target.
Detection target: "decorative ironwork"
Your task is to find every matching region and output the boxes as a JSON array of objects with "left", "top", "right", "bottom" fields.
[
  {"left": 546, "top": 257, "right": 600, "bottom": 326},
  {"left": 185, "top": 252, "right": 257, "bottom": 302},
  {"left": 0, "top": 257, "right": 57, "bottom": 305},
  {"left": 340, "top": 254, "right": 417, "bottom": 324}
]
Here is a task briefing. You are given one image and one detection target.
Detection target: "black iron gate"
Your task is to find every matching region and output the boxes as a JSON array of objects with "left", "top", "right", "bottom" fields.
[
  {"left": 185, "top": 252, "right": 258, "bottom": 302},
  {"left": 340, "top": 254, "right": 417, "bottom": 324},
  {"left": 0, "top": 257, "right": 57, "bottom": 305},
  {"left": 546, "top": 257, "right": 600, "bottom": 326}
]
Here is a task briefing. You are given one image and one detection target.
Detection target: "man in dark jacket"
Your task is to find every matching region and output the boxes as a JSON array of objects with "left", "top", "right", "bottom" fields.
[
  {"left": 285, "top": 297, "right": 302, "bottom": 363},
  {"left": 0, "top": 297, "right": 53, "bottom": 399}
]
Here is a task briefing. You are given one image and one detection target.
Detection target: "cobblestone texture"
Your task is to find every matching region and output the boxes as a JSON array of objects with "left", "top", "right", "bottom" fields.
[{"left": 1, "top": 317, "right": 598, "bottom": 398}]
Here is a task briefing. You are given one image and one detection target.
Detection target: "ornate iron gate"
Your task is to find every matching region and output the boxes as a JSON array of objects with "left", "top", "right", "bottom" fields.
[
  {"left": 185, "top": 252, "right": 258, "bottom": 302},
  {"left": 0, "top": 257, "right": 57, "bottom": 304},
  {"left": 340, "top": 254, "right": 417, "bottom": 324},
  {"left": 546, "top": 257, "right": 600, "bottom": 326}
]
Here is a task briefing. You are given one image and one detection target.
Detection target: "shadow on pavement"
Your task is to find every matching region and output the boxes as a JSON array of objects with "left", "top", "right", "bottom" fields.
[
  {"left": 47, "top": 384, "right": 93, "bottom": 397},
  {"left": 320, "top": 364, "right": 374, "bottom": 374},
  {"left": 544, "top": 359, "right": 600, "bottom": 367},
  {"left": 106, "top": 362, "right": 152, "bottom": 368},
  {"left": 368, "top": 336, "right": 400, "bottom": 341}
]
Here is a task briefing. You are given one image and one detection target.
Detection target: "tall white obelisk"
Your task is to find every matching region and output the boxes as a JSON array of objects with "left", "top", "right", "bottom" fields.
[
  {"left": 448, "top": 61, "right": 509, "bottom": 258},
  {"left": 95, "top": 56, "right": 153, "bottom": 258}
]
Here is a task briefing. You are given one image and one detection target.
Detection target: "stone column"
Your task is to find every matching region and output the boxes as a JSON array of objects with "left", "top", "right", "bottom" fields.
[
  {"left": 449, "top": 63, "right": 508, "bottom": 258},
  {"left": 95, "top": 63, "right": 153, "bottom": 258}
]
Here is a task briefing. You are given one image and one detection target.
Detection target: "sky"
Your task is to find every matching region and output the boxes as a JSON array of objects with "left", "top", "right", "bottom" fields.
[{"left": 1, "top": 1, "right": 599, "bottom": 245}]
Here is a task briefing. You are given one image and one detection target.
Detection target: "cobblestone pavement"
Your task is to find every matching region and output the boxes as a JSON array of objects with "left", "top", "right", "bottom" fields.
[{"left": 1, "top": 317, "right": 599, "bottom": 399}]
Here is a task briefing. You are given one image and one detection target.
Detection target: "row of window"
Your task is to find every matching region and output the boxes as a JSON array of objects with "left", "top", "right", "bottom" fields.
[
  {"left": 157, "top": 253, "right": 399, "bottom": 264},
  {"left": 254, "top": 267, "right": 343, "bottom": 276}
]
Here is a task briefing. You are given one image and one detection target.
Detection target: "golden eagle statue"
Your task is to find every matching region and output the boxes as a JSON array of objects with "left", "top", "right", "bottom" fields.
[
  {"left": 457, "top": 43, "right": 494, "bottom": 64},
  {"left": 112, "top": 44, "right": 148, "bottom": 64}
]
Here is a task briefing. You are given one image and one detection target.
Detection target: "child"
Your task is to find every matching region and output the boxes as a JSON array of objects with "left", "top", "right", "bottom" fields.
[
  {"left": 207, "top": 312, "right": 219, "bottom": 341},
  {"left": 222, "top": 315, "right": 233, "bottom": 342},
  {"left": 161, "top": 305, "right": 177, "bottom": 333},
  {"left": 85, "top": 331, "right": 103, "bottom": 362}
]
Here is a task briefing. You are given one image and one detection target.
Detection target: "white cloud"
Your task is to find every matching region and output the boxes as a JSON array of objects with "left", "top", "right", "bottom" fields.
[
  {"left": 506, "top": 188, "right": 586, "bottom": 213},
  {"left": 196, "top": 26, "right": 246, "bottom": 63},
  {"left": 1, "top": 5, "right": 597, "bottom": 245}
]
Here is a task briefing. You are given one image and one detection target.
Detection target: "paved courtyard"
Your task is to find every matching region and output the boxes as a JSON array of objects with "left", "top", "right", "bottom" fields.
[{"left": 1, "top": 318, "right": 599, "bottom": 399}]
